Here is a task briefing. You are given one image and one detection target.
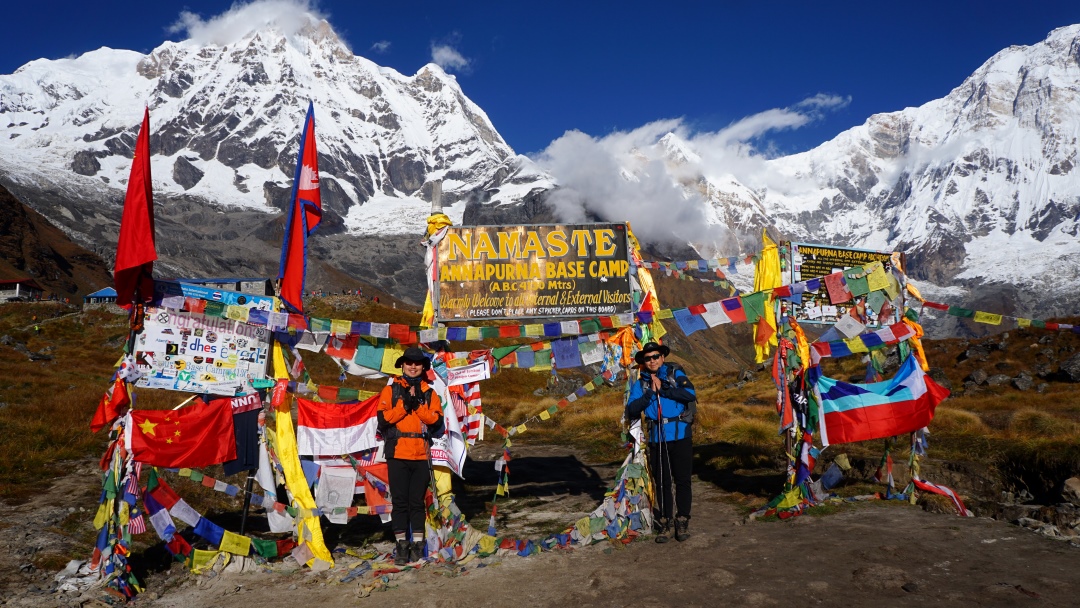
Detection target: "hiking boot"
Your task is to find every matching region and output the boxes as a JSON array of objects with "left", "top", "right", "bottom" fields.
[
  {"left": 674, "top": 516, "right": 690, "bottom": 542},
  {"left": 654, "top": 518, "right": 670, "bottom": 544},
  {"left": 409, "top": 540, "right": 424, "bottom": 563},
  {"left": 394, "top": 540, "right": 410, "bottom": 566}
]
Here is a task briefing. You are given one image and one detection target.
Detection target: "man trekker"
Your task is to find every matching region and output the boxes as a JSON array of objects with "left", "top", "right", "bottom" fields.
[
  {"left": 625, "top": 342, "right": 696, "bottom": 542},
  {"left": 378, "top": 347, "right": 443, "bottom": 565}
]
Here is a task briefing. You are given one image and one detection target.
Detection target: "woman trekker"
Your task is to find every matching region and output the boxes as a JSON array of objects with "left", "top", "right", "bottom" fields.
[
  {"left": 625, "top": 342, "right": 696, "bottom": 543},
  {"left": 378, "top": 347, "right": 443, "bottom": 565}
]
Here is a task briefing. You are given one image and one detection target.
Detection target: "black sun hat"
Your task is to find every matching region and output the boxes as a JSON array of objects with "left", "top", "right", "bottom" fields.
[
  {"left": 395, "top": 347, "right": 431, "bottom": 370},
  {"left": 634, "top": 342, "right": 670, "bottom": 364}
]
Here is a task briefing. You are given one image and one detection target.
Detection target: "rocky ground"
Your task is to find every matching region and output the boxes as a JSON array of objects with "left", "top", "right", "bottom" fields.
[{"left": 3, "top": 444, "right": 1080, "bottom": 607}]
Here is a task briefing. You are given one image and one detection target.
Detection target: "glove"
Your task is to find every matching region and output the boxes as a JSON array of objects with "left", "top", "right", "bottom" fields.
[{"left": 402, "top": 394, "right": 420, "bottom": 413}]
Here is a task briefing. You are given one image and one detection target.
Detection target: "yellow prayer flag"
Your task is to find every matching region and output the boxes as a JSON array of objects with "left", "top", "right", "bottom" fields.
[
  {"left": 93, "top": 501, "right": 109, "bottom": 530},
  {"left": 179, "top": 468, "right": 192, "bottom": 477},
  {"left": 276, "top": 400, "right": 334, "bottom": 567},
  {"left": 381, "top": 346, "right": 404, "bottom": 374},
  {"left": 466, "top": 327, "right": 482, "bottom": 340},
  {"left": 584, "top": 381, "right": 595, "bottom": 391},
  {"left": 844, "top": 337, "right": 870, "bottom": 354},
  {"left": 525, "top": 324, "right": 544, "bottom": 337},
  {"left": 906, "top": 283, "right": 925, "bottom": 302},
  {"left": 866, "top": 262, "right": 889, "bottom": 292},
  {"left": 330, "top": 319, "right": 351, "bottom": 335},
  {"left": 226, "top": 305, "right": 249, "bottom": 322},
  {"left": 776, "top": 486, "right": 804, "bottom": 509},
  {"left": 657, "top": 308, "right": 674, "bottom": 319},
  {"left": 516, "top": 423, "right": 528, "bottom": 434},
  {"left": 189, "top": 549, "right": 223, "bottom": 574},
  {"left": 1017, "top": 318, "right": 1031, "bottom": 328},
  {"left": 479, "top": 535, "right": 497, "bottom": 555},
  {"left": 219, "top": 530, "right": 252, "bottom": 556},
  {"left": 973, "top": 311, "right": 1003, "bottom": 325},
  {"left": 539, "top": 409, "right": 551, "bottom": 420}
]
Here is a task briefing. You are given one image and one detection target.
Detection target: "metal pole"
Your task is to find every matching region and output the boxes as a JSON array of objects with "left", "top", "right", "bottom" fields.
[{"left": 239, "top": 476, "right": 255, "bottom": 535}]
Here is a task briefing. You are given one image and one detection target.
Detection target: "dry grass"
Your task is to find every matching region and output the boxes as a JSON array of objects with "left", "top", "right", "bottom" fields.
[
  {"left": 4, "top": 298, "right": 1080, "bottom": 508},
  {"left": 931, "top": 407, "right": 987, "bottom": 435},
  {"left": 1009, "top": 408, "right": 1078, "bottom": 438}
]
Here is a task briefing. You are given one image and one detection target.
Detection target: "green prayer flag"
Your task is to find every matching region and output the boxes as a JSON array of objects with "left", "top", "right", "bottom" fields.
[
  {"left": 189, "top": 470, "right": 205, "bottom": 482},
  {"left": 480, "top": 326, "right": 501, "bottom": 339},
  {"left": 843, "top": 267, "right": 870, "bottom": 297},
  {"left": 250, "top": 537, "right": 278, "bottom": 558},
  {"left": 579, "top": 319, "right": 601, "bottom": 334},
  {"left": 947, "top": 306, "right": 975, "bottom": 318},
  {"left": 740, "top": 291, "right": 767, "bottom": 324},
  {"left": 309, "top": 317, "right": 331, "bottom": 332}
]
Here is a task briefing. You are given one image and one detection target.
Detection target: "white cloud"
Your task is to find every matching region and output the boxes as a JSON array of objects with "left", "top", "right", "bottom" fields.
[
  {"left": 430, "top": 44, "right": 470, "bottom": 72},
  {"left": 167, "top": 0, "right": 331, "bottom": 47},
  {"left": 533, "top": 95, "right": 850, "bottom": 251},
  {"left": 370, "top": 40, "right": 391, "bottom": 54}
]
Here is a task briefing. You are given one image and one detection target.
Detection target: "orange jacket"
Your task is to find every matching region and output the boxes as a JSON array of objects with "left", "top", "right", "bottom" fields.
[{"left": 378, "top": 377, "right": 442, "bottom": 460}]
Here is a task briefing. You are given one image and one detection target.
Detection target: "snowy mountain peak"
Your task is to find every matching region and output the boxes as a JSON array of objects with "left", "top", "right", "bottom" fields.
[{"left": 0, "top": 8, "right": 525, "bottom": 236}]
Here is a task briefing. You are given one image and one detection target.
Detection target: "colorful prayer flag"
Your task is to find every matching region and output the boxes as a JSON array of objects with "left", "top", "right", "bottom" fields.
[{"left": 815, "top": 355, "right": 949, "bottom": 446}]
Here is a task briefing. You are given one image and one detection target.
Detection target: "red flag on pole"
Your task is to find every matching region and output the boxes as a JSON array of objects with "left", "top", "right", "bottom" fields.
[
  {"left": 114, "top": 107, "right": 157, "bottom": 310},
  {"left": 278, "top": 102, "right": 323, "bottom": 313}
]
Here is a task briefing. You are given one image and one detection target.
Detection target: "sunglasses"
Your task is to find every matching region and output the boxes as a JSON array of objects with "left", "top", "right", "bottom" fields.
[{"left": 642, "top": 354, "right": 663, "bottom": 362}]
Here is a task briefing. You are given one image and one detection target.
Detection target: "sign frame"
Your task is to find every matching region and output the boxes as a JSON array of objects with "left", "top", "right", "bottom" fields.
[
  {"left": 434, "top": 222, "right": 635, "bottom": 321},
  {"left": 787, "top": 242, "right": 901, "bottom": 328}
]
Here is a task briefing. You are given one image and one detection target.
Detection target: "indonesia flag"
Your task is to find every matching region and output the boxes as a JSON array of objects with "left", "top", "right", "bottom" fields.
[
  {"left": 296, "top": 394, "right": 379, "bottom": 456},
  {"left": 814, "top": 355, "right": 949, "bottom": 447},
  {"left": 278, "top": 102, "right": 323, "bottom": 313}
]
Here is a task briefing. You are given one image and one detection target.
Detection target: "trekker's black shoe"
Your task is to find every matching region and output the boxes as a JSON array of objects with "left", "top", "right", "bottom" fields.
[
  {"left": 674, "top": 516, "right": 690, "bottom": 542},
  {"left": 394, "top": 540, "right": 410, "bottom": 566},
  {"left": 409, "top": 540, "right": 424, "bottom": 563},
  {"left": 654, "top": 518, "right": 670, "bottom": 544}
]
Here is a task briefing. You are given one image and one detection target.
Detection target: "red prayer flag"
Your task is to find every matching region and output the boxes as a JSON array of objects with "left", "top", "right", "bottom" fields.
[
  {"left": 114, "top": 108, "right": 157, "bottom": 309},
  {"left": 90, "top": 376, "right": 130, "bottom": 433},
  {"left": 278, "top": 102, "right": 323, "bottom": 313},
  {"left": 720, "top": 297, "right": 747, "bottom": 324},
  {"left": 131, "top": 401, "right": 236, "bottom": 468}
]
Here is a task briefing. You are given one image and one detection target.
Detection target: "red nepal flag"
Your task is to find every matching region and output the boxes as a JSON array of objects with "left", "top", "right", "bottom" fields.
[
  {"left": 278, "top": 102, "right": 323, "bottom": 313},
  {"left": 114, "top": 107, "right": 157, "bottom": 310}
]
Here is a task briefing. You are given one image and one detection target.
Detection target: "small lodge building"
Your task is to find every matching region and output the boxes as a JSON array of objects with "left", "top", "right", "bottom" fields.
[
  {"left": 170, "top": 277, "right": 275, "bottom": 297},
  {"left": 84, "top": 287, "right": 118, "bottom": 305},
  {"left": 0, "top": 278, "right": 45, "bottom": 301}
]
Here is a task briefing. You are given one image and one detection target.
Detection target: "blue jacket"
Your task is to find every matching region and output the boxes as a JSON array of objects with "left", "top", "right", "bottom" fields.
[{"left": 625, "top": 363, "right": 696, "bottom": 442}]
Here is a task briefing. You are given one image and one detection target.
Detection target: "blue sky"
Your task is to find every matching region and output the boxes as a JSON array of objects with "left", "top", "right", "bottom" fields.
[{"left": 4, "top": 1, "right": 1080, "bottom": 156}]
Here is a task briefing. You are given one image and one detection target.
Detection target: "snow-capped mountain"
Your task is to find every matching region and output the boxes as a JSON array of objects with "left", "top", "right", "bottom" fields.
[
  {"left": 1, "top": 12, "right": 1078, "bottom": 320},
  {"left": 0, "top": 16, "right": 548, "bottom": 231},
  {"left": 543, "top": 24, "right": 1080, "bottom": 320},
  {"left": 0, "top": 14, "right": 552, "bottom": 302}
]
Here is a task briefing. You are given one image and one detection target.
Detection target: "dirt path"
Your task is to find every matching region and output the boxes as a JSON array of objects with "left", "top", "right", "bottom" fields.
[{"left": 4, "top": 447, "right": 1080, "bottom": 607}]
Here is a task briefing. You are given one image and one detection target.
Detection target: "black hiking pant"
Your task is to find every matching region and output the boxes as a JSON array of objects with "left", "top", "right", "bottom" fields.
[
  {"left": 649, "top": 437, "right": 692, "bottom": 521},
  {"left": 387, "top": 458, "right": 430, "bottom": 535}
]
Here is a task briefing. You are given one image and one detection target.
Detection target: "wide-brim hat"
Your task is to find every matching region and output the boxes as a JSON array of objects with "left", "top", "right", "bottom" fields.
[
  {"left": 634, "top": 342, "right": 670, "bottom": 364},
  {"left": 395, "top": 347, "right": 431, "bottom": 370}
]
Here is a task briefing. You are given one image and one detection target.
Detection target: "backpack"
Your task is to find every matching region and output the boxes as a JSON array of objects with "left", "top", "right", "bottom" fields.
[{"left": 662, "top": 362, "right": 697, "bottom": 425}]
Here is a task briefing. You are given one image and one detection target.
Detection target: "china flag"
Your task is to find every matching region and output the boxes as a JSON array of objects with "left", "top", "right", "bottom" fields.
[{"left": 130, "top": 401, "right": 236, "bottom": 468}]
